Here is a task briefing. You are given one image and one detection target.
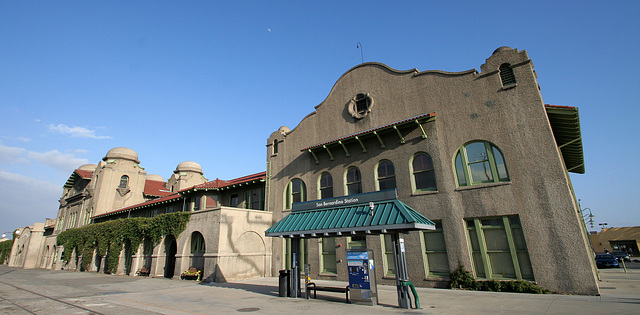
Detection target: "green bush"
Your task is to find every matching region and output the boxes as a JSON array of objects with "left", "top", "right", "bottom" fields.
[
  {"left": 57, "top": 212, "right": 190, "bottom": 274},
  {"left": 448, "top": 266, "right": 550, "bottom": 294}
]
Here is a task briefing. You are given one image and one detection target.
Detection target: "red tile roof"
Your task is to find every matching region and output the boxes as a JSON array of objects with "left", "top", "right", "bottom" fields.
[
  {"left": 181, "top": 171, "right": 266, "bottom": 192},
  {"left": 144, "top": 180, "right": 173, "bottom": 197},
  {"left": 545, "top": 104, "right": 576, "bottom": 109},
  {"left": 75, "top": 169, "right": 93, "bottom": 179},
  {"left": 91, "top": 193, "right": 182, "bottom": 219}
]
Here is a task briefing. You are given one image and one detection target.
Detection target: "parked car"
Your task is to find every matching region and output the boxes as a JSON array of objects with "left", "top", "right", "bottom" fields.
[
  {"left": 595, "top": 254, "right": 620, "bottom": 268},
  {"left": 611, "top": 251, "right": 631, "bottom": 262}
]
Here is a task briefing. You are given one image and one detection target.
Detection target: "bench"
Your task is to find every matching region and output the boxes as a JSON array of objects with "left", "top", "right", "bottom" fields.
[
  {"left": 180, "top": 267, "right": 202, "bottom": 280},
  {"left": 136, "top": 267, "right": 150, "bottom": 277},
  {"left": 307, "top": 282, "right": 350, "bottom": 303}
]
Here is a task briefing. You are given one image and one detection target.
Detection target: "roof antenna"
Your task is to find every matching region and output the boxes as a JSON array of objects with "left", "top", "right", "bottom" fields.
[{"left": 356, "top": 42, "right": 364, "bottom": 64}]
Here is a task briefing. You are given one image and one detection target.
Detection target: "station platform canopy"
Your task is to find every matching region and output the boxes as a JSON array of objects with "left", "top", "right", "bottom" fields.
[{"left": 265, "top": 190, "right": 435, "bottom": 238}]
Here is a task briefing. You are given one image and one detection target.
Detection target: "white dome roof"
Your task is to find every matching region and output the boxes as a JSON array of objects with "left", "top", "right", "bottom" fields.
[
  {"left": 103, "top": 147, "right": 140, "bottom": 163},
  {"left": 146, "top": 174, "right": 164, "bottom": 182},
  {"left": 78, "top": 164, "right": 97, "bottom": 171},
  {"left": 174, "top": 161, "right": 203, "bottom": 174}
]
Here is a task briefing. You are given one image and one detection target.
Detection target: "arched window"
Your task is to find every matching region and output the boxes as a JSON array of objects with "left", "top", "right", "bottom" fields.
[
  {"left": 499, "top": 63, "right": 516, "bottom": 87},
  {"left": 190, "top": 231, "right": 205, "bottom": 254},
  {"left": 345, "top": 167, "right": 362, "bottom": 195},
  {"left": 454, "top": 141, "right": 509, "bottom": 187},
  {"left": 119, "top": 175, "right": 129, "bottom": 188},
  {"left": 285, "top": 179, "right": 306, "bottom": 209},
  {"left": 319, "top": 173, "right": 333, "bottom": 199},
  {"left": 412, "top": 153, "right": 437, "bottom": 192},
  {"left": 376, "top": 160, "right": 396, "bottom": 191}
]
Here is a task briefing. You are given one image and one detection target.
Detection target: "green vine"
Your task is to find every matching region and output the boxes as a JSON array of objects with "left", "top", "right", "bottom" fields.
[
  {"left": 57, "top": 212, "right": 190, "bottom": 274},
  {"left": 0, "top": 235, "right": 16, "bottom": 264},
  {"left": 448, "top": 266, "right": 551, "bottom": 294}
]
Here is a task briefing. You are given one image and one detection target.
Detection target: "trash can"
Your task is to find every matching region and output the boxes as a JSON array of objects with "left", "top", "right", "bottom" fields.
[{"left": 279, "top": 270, "right": 290, "bottom": 297}]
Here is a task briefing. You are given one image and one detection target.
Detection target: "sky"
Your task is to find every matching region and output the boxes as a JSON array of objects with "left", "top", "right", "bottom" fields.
[{"left": 1, "top": 1, "right": 638, "bottom": 238}]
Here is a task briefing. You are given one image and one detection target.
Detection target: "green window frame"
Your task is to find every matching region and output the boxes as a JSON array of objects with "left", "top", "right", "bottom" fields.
[
  {"left": 381, "top": 234, "right": 396, "bottom": 277},
  {"left": 376, "top": 160, "right": 396, "bottom": 191},
  {"left": 284, "top": 239, "right": 308, "bottom": 269},
  {"left": 499, "top": 63, "right": 517, "bottom": 86},
  {"left": 411, "top": 152, "right": 437, "bottom": 192},
  {"left": 245, "top": 188, "right": 265, "bottom": 210},
  {"left": 454, "top": 141, "right": 509, "bottom": 187},
  {"left": 319, "top": 237, "right": 337, "bottom": 274},
  {"left": 319, "top": 172, "right": 333, "bottom": 199},
  {"left": 466, "top": 216, "right": 534, "bottom": 281},
  {"left": 118, "top": 175, "right": 129, "bottom": 188},
  {"left": 285, "top": 179, "right": 306, "bottom": 209},
  {"left": 420, "top": 221, "right": 449, "bottom": 277},
  {"left": 229, "top": 194, "right": 239, "bottom": 207},
  {"left": 190, "top": 231, "right": 205, "bottom": 254},
  {"left": 347, "top": 235, "right": 367, "bottom": 250},
  {"left": 345, "top": 167, "right": 362, "bottom": 195}
]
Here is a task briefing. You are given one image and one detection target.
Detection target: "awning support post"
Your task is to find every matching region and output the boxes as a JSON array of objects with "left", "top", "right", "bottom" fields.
[
  {"left": 391, "top": 233, "right": 411, "bottom": 309},
  {"left": 416, "top": 120, "right": 428, "bottom": 139},
  {"left": 308, "top": 149, "right": 320, "bottom": 165},
  {"left": 393, "top": 126, "right": 406, "bottom": 144},
  {"left": 323, "top": 145, "right": 334, "bottom": 161},
  {"left": 355, "top": 136, "right": 367, "bottom": 153},
  {"left": 373, "top": 131, "right": 386, "bottom": 149},
  {"left": 339, "top": 141, "right": 350, "bottom": 157}
]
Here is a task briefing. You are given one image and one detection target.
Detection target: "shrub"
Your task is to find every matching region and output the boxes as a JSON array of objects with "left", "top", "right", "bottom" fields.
[{"left": 448, "top": 266, "right": 550, "bottom": 294}]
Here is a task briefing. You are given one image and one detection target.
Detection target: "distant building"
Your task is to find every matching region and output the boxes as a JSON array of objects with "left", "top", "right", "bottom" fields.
[
  {"left": 590, "top": 227, "right": 640, "bottom": 255},
  {"left": 265, "top": 47, "right": 598, "bottom": 295}
]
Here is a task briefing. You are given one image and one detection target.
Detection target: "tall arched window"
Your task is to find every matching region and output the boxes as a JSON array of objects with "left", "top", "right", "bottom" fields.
[
  {"left": 191, "top": 231, "right": 205, "bottom": 254},
  {"left": 454, "top": 141, "right": 509, "bottom": 187},
  {"left": 345, "top": 167, "right": 362, "bottom": 195},
  {"left": 376, "top": 160, "right": 396, "bottom": 191},
  {"left": 285, "top": 179, "right": 306, "bottom": 209},
  {"left": 412, "top": 153, "right": 437, "bottom": 192},
  {"left": 499, "top": 63, "right": 516, "bottom": 87},
  {"left": 119, "top": 175, "right": 129, "bottom": 188},
  {"left": 319, "top": 173, "right": 333, "bottom": 199}
]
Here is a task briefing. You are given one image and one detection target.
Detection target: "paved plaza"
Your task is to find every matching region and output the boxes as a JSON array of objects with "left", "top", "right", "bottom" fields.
[{"left": 1, "top": 263, "right": 639, "bottom": 314}]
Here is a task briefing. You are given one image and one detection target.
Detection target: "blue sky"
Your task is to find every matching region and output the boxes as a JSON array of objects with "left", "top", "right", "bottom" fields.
[{"left": 1, "top": 1, "right": 638, "bottom": 237}]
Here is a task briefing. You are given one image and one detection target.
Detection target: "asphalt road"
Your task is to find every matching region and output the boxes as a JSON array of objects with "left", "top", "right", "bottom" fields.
[{"left": 1, "top": 263, "right": 639, "bottom": 314}]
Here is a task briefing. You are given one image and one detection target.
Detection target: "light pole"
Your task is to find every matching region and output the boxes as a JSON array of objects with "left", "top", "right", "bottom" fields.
[
  {"left": 1, "top": 230, "right": 20, "bottom": 239},
  {"left": 578, "top": 199, "right": 595, "bottom": 229}
]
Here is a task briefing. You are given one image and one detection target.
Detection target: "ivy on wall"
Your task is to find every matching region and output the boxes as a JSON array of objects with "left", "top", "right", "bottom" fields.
[
  {"left": 56, "top": 212, "right": 191, "bottom": 274},
  {"left": 0, "top": 235, "right": 16, "bottom": 264}
]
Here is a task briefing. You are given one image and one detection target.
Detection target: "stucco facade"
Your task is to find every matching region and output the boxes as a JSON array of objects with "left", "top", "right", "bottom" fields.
[
  {"left": 7, "top": 147, "right": 271, "bottom": 284},
  {"left": 266, "top": 47, "right": 598, "bottom": 295}
]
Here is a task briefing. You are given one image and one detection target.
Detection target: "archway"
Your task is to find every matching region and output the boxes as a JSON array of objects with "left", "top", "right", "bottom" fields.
[
  {"left": 190, "top": 231, "right": 205, "bottom": 271},
  {"left": 164, "top": 235, "right": 177, "bottom": 278},
  {"left": 123, "top": 240, "right": 133, "bottom": 276}
]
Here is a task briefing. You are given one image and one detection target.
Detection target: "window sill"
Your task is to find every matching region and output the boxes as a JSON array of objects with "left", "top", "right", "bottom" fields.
[
  {"left": 318, "top": 273, "right": 337, "bottom": 277},
  {"left": 425, "top": 275, "right": 450, "bottom": 281},
  {"left": 411, "top": 190, "right": 439, "bottom": 197},
  {"left": 502, "top": 83, "right": 517, "bottom": 90},
  {"left": 455, "top": 181, "right": 511, "bottom": 192}
]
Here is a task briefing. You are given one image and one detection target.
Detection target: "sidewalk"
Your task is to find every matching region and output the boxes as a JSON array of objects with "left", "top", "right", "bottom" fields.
[{"left": 1, "top": 264, "right": 639, "bottom": 314}]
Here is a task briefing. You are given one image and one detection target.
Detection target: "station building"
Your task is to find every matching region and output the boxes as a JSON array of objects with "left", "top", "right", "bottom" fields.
[
  {"left": 265, "top": 47, "right": 598, "bottom": 295},
  {"left": 6, "top": 47, "right": 599, "bottom": 295},
  {"left": 8, "top": 147, "right": 271, "bottom": 283}
]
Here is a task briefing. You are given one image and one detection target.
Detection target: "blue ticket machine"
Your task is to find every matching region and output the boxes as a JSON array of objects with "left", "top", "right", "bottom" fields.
[{"left": 347, "top": 249, "right": 378, "bottom": 305}]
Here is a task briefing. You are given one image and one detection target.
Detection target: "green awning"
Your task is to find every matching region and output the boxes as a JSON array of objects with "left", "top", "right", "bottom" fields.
[
  {"left": 545, "top": 105, "right": 585, "bottom": 174},
  {"left": 265, "top": 192, "right": 435, "bottom": 238}
]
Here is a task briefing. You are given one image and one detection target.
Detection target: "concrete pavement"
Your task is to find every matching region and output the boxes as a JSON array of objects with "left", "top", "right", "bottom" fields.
[{"left": 1, "top": 263, "right": 639, "bottom": 314}]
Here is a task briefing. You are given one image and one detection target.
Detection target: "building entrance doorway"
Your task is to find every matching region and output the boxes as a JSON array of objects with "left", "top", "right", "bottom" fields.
[{"left": 164, "top": 236, "right": 177, "bottom": 278}]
